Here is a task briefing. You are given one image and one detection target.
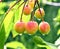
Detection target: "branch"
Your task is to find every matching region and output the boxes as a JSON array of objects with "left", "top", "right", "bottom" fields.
[
  {"left": 20, "top": 0, "right": 27, "bottom": 21},
  {"left": 30, "top": 0, "right": 37, "bottom": 21},
  {"left": 5, "top": 0, "right": 21, "bottom": 16}
]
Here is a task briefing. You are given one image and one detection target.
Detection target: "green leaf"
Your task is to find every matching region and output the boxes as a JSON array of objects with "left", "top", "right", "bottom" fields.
[
  {"left": 0, "top": 9, "right": 14, "bottom": 49},
  {"left": 0, "top": 25, "right": 5, "bottom": 49},
  {"left": 37, "top": 44, "right": 51, "bottom": 49},
  {"left": 4, "top": 10, "right": 14, "bottom": 40},
  {"left": 33, "top": 36, "right": 46, "bottom": 45},
  {"left": 0, "top": 2, "right": 7, "bottom": 9},
  {"left": 6, "top": 41, "right": 26, "bottom": 49},
  {"left": 12, "top": 30, "right": 18, "bottom": 38},
  {"left": 33, "top": 36, "right": 58, "bottom": 49},
  {"left": 12, "top": 8, "right": 19, "bottom": 38},
  {"left": 57, "top": 29, "right": 60, "bottom": 35},
  {"left": 46, "top": 42, "right": 58, "bottom": 49}
]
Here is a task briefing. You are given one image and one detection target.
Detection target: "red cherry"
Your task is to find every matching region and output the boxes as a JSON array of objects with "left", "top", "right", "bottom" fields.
[
  {"left": 14, "top": 21, "right": 25, "bottom": 34},
  {"left": 39, "top": 21, "right": 50, "bottom": 34},
  {"left": 35, "top": 8, "right": 45, "bottom": 19},
  {"left": 25, "top": 21, "right": 38, "bottom": 34},
  {"left": 23, "top": 5, "right": 31, "bottom": 15}
]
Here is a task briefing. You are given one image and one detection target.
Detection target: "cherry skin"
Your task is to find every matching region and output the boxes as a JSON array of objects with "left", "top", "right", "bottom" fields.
[
  {"left": 39, "top": 21, "right": 50, "bottom": 34},
  {"left": 23, "top": 5, "right": 31, "bottom": 15},
  {"left": 35, "top": 8, "right": 45, "bottom": 19},
  {"left": 25, "top": 21, "right": 38, "bottom": 34},
  {"left": 14, "top": 21, "right": 25, "bottom": 34}
]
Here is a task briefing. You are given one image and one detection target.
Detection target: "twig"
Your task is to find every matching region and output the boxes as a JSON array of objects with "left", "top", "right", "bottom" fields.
[
  {"left": 20, "top": 0, "right": 27, "bottom": 21},
  {"left": 30, "top": 0, "right": 37, "bottom": 21},
  {"left": 37, "top": 0, "right": 44, "bottom": 21}
]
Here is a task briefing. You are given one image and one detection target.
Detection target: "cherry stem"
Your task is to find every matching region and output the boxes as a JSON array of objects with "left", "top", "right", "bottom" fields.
[
  {"left": 36, "top": 0, "right": 44, "bottom": 21},
  {"left": 30, "top": 0, "right": 37, "bottom": 21},
  {"left": 20, "top": 0, "right": 27, "bottom": 22}
]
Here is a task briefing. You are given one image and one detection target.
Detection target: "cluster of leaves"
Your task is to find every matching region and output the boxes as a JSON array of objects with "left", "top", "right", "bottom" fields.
[{"left": 0, "top": 0, "right": 60, "bottom": 49}]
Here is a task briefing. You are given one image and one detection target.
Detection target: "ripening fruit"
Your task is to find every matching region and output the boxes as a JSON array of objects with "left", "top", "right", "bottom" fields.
[
  {"left": 14, "top": 21, "right": 25, "bottom": 34},
  {"left": 23, "top": 5, "right": 31, "bottom": 15},
  {"left": 28, "top": 0, "right": 35, "bottom": 9},
  {"left": 35, "top": 8, "right": 45, "bottom": 19},
  {"left": 25, "top": 21, "right": 38, "bottom": 34},
  {"left": 39, "top": 21, "right": 50, "bottom": 34}
]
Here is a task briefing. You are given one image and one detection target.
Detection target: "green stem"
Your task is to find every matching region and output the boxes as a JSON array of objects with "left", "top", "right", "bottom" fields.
[
  {"left": 30, "top": 0, "right": 37, "bottom": 21},
  {"left": 20, "top": 1, "right": 27, "bottom": 21},
  {"left": 36, "top": 0, "right": 44, "bottom": 21}
]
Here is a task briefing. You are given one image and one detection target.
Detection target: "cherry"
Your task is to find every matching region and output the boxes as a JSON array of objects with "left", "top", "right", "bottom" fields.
[
  {"left": 39, "top": 21, "right": 50, "bottom": 34},
  {"left": 35, "top": 8, "right": 45, "bottom": 19},
  {"left": 23, "top": 5, "right": 31, "bottom": 15},
  {"left": 25, "top": 21, "right": 38, "bottom": 34},
  {"left": 14, "top": 21, "right": 25, "bottom": 33}
]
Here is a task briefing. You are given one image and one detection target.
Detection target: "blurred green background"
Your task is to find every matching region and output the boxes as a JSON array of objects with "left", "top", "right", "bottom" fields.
[{"left": 0, "top": 0, "right": 60, "bottom": 49}]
